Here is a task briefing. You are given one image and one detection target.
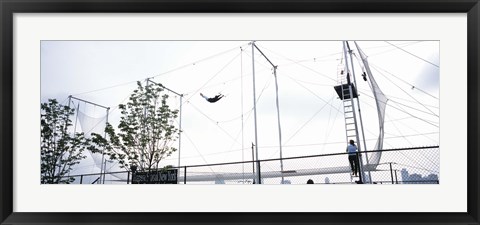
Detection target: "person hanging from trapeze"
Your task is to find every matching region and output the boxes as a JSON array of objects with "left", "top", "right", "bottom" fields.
[{"left": 200, "top": 93, "right": 225, "bottom": 103}]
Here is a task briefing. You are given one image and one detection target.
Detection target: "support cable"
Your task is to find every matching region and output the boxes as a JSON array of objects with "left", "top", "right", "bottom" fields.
[
  {"left": 369, "top": 63, "right": 438, "bottom": 100},
  {"left": 358, "top": 91, "right": 439, "bottom": 119},
  {"left": 181, "top": 129, "right": 221, "bottom": 181},
  {"left": 254, "top": 43, "right": 336, "bottom": 83},
  {"left": 73, "top": 44, "right": 247, "bottom": 97},
  {"left": 385, "top": 41, "right": 439, "bottom": 68},
  {"left": 183, "top": 52, "right": 242, "bottom": 103},
  {"left": 370, "top": 66, "right": 439, "bottom": 117}
]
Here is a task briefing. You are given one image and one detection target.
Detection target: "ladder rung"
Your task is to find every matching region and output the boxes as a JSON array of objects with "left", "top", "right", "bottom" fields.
[{"left": 346, "top": 122, "right": 355, "bottom": 125}]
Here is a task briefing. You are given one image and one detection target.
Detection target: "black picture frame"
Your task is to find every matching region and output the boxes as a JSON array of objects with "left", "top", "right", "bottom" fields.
[{"left": 1, "top": 0, "right": 479, "bottom": 224}]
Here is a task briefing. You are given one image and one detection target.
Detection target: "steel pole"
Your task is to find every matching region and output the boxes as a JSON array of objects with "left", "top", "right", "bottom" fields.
[
  {"left": 273, "top": 67, "right": 284, "bottom": 184},
  {"left": 346, "top": 41, "right": 372, "bottom": 183},
  {"left": 389, "top": 163, "right": 394, "bottom": 184},
  {"left": 178, "top": 95, "right": 183, "bottom": 168},
  {"left": 251, "top": 42, "right": 261, "bottom": 184},
  {"left": 343, "top": 41, "right": 365, "bottom": 184}
]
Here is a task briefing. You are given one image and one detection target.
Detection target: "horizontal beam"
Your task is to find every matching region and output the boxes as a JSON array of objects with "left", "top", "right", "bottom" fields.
[
  {"left": 147, "top": 78, "right": 183, "bottom": 97},
  {"left": 69, "top": 95, "right": 109, "bottom": 110}
]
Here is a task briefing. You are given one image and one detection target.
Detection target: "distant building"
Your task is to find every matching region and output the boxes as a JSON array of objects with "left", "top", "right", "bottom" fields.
[{"left": 400, "top": 168, "right": 439, "bottom": 184}]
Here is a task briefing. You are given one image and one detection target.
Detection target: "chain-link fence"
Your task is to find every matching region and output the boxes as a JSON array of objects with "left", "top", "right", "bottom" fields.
[{"left": 65, "top": 146, "right": 439, "bottom": 184}]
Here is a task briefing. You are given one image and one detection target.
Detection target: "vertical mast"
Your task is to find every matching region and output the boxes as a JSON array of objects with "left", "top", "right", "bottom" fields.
[
  {"left": 346, "top": 42, "right": 372, "bottom": 183},
  {"left": 251, "top": 42, "right": 284, "bottom": 184},
  {"left": 273, "top": 66, "right": 284, "bottom": 184},
  {"left": 342, "top": 41, "right": 365, "bottom": 183},
  {"left": 178, "top": 94, "right": 183, "bottom": 169},
  {"left": 240, "top": 47, "right": 245, "bottom": 183},
  {"left": 101, "top": 107, "right": 109, "bottom": 184},
  {"left": 251, "top": 41, "right": 261, "bottom": 184},
  {"left": 146, "top": 78, "right": 183, "bottom": 169}
]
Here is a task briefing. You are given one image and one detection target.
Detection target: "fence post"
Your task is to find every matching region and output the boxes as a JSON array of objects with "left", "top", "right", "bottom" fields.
[
  {"left": 80, "top": 175, "right": 83, "bottom": 184},
  {"left": 394, "top": 169, "right": 398, "bottom": 184},
  {"left": 127, "top": 171, "right": 130, "bottom": 184},
  {"left": 184, "top": 166, "right": 187, "bottom": 184},
  {"left": 356, "top": 152, "right": 363, "bottom": 184},
  {"left": 389, "top": 163, "right": 394, "bottom": 184},
  {"left": 257, "top": 161, "right": 262, "bottom": 184}
]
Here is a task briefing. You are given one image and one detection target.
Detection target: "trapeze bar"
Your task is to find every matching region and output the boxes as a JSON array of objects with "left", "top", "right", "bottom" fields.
[{"left": 69, "top": 95, "right": 110, "bottom": 110}]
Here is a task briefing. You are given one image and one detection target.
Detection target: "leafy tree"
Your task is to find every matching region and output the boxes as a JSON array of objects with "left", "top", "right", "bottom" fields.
[
  {"left": 92, "top": 81, "right": 179, "bottom": 182},
  {"left": 41, "top": 99, "right": 94, "bottom": 184}
]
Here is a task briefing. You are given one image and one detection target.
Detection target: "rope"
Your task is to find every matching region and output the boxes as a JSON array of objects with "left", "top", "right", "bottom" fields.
[
  {"left": 385, "top": 41, "right": 439, "bottom": 68},
  {"left": 187, "top": 102, "right": 241, "bottom": 145},
  {"left": 358, "top": 90, "right": 439, "bottom": 119},
  {"left": 152, "top": 44, "right": 248, "bottom": 80},
  {"left": 358, "top": 90, "right": 439, "bottom": 129},
  {"left": 370, "top": 63, "right": 438, "bottom": 100},
  {"left": 387, "top": 95, "right": 438, "bottom": 109},
  {"left": 180, "top": 129, "right": 221, "bottom": 181},
  {"left": 254, "top": 43, "right": 337, "bottom": 83},
  {"left": 184, "top": 52, "right": 241, "bottom": 103},
  {"left": 282, "top": 96, "right": 333, "bottom": 147},
  {"left": 72, "top": 44, "right": 246, "bottom": 97},
  {"left": 286, "top": 75, "right": 343, "bottom": 114},
  {"left": 73, "top": 80, "right": 138, "bottom": 97},
  {"left": 321, "top": 95, "right": 343, "bottom": 153},
  {"left": 385, "top": 112, "right": 439, "bottom": 168},
  {"left": 370, "top": 66, "right": 439, "bottom": 117},
  {"left": 367, "top": 41, "right": 423, "bottom": 57}
]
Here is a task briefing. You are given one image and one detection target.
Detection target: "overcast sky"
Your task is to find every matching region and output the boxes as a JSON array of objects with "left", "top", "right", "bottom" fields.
[{"left": 41, "top": 40, "right": 440, "bottom": 180}]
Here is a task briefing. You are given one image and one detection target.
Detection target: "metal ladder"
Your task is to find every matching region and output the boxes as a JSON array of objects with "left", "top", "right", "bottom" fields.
[
  {"left": 340, "top": 81, "right": 360, "bottom": 183},
  {"left": 341, "top": 85, "right": 358, "bottom": 144}
]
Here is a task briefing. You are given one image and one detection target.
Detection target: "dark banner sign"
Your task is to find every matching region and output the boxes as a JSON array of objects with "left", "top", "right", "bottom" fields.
[{"left": 132, "top": 169, "right": 178, "bottom": 184}]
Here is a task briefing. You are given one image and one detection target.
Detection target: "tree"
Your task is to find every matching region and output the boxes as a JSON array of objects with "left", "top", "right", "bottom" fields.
[
  {"left": 41, "top": 99, "right": 94, "bottom": 184},
  {"left": 92, "top": 81, "right": 179, "bottom": 182}
]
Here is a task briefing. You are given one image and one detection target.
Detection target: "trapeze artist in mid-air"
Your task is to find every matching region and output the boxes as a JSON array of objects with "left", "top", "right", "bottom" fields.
[{"left": 200, "top": 93, "right": 224, "bottom": 103}]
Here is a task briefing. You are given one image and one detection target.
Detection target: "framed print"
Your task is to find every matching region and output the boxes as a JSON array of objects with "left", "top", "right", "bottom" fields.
[{"left": 1, "top": 0, "right": 479, "bottom": 224}]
